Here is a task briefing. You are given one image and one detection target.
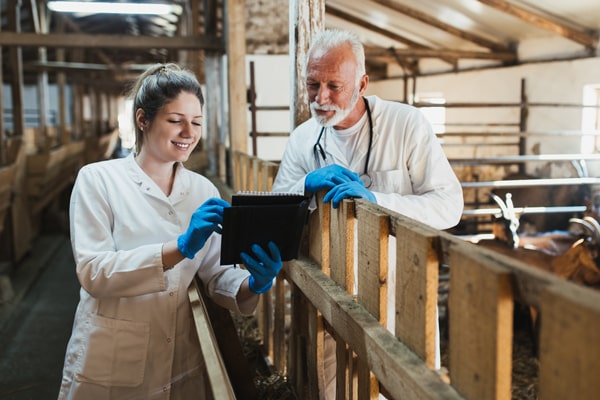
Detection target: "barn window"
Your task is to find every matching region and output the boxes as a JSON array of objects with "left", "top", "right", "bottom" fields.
[
  {"left": 581, "top": 84, "right": 600, "bottom": 153},
  {"left": 415, "top": 94, "right": 446, "bottom": 134}
]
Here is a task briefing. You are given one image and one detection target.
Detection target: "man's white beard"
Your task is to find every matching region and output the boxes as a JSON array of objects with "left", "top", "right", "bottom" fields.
[{"left": 310, "top": 86, "right": 360, "bottom": 127}]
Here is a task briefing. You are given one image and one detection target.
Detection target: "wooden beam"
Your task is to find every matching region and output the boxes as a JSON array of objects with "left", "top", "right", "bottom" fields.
[
  {"left": 285, "top": 258, "right": 463, "bottom": 400},
  {"left": 25, "top": 60, "right": 152, "bottom": 72},
  {"left": 290, "top": 0, "right": 325, "bottom": 130},
  {"left": 203, "top": 0, "right": 218, "bottom": 35},
  {"left": 0, "top": 3, "right": 5, "bottom": 165},
  {"left": 365, "top": 46, "right": 517, "bottom": 61},
  {"left": 372, "top": 0, "right": 511, "bottom": 53},
  {"left": 477, "top": 0, "right": 598, "bottom": 49},
  {"left": 326, "top": 4, "right": 457, "bottom": 67},
  {"left": 0, "top": 32, "right": 224, "bottom": 50},
  {"left": 225, "top": 0, "right": 247, "bottom": 154},
  {"left": 57, "top": 14, "right": 116, "bottom": 68}
]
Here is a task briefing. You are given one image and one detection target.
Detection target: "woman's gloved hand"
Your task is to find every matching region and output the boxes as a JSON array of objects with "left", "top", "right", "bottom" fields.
[
  {"left": 177, "top": 198, "right": 230, "bottom": 259},
  {"left": 323, "top": 181, "right": 376, "bottom": 208},
  {"left": 305, "top": 164, "right": 361, "bottom": 194},
  {"left": 240, "top": 241, "right": 283, "bottom": 294}
]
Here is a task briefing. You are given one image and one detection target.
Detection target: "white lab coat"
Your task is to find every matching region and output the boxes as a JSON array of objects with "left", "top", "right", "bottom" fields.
[
  {"left": 273, "top": 97, "right": 463, "bottom": 392},
  {"left": 58, "top": 154, "right": 255, "bottom": 400},
  {"left": 273, "top": 95, "right": 463, "bottom": 230}
]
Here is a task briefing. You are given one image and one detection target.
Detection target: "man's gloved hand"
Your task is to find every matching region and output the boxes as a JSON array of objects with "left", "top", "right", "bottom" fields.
[
  {"left": 305, "top": 164, "right": 361, "bottom": 194},
  {"left": 240, "top": 241, "right": 283, "bottom": 294},
  {"left": 323, "top": 181, "right": 377, "bottom": 208},
  {"left": 177, "top": 198, "right": 230, "bottom": 259}
]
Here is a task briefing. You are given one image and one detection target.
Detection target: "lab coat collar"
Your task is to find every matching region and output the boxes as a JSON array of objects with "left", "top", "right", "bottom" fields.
[{"left": 124, "top": 153, "right": 190, "bottom": 203}]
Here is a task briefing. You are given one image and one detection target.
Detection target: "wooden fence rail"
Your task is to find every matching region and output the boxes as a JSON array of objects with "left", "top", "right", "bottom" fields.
[{"left": 205, "top": 150, "right": 600, "bottom": 399}]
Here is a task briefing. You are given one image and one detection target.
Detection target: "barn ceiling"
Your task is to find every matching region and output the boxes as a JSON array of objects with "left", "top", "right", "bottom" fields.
[{"left": 0, "top": 0, "right": 599, "bottom": 85}]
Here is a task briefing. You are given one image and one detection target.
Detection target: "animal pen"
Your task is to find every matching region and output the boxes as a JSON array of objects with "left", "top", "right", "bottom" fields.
[{"left": 186, "top": 149, "right": 600, "bottom": 400}]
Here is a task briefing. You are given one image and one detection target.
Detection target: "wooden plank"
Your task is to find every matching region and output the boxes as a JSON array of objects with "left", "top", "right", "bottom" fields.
[
  {"left": 195, "top": 278, "right": 258, "bottom": 400},
  {"left": 333, "top": 330, "right": 352, "bottom": 399},
  {"left": 307, "top": 302, "right": 324, "bottom": 399},
  {"left": 225, "top": 0, "right": 248, "bottom": 155},
  {"left": 284, "top": 258, "right": 464, "bottom": 399},
  {"left": 289, "top": 0, "right": 324, "bottom": 130},
  {"left": 273, "top": 274, "right": 286, "bottom": 373},
  {"left": 357, "top": 357, "right": 378, "bottom": 399},
  {"left": 477, "top": 0, "right": 597, "bottom": 48},
  {"left": 187, "top": 280, "right": 236, "bottom": 400},
  {"left": 0, "top": 31, "right": 224, "bottom": 50},
  {"left": 329, "top": 199, "right": 354, "bottom": 292},
  {"left": 308, "top": 192, "right": 327, "bottom": 267},
  {"left": 538, "top": 283, "right": 600, "bottom": 400},
  {"left": 394, "top": 216, "right": 440, "bottom": 368},
  {"left": 288, "top": 281, "right": 310, "bottom": 399},
  {"left": 448, "top": 240, "right": 514, "bottom": 400},
  {"left": 356, "top": 203, "right": 389, "bottom": 325}
]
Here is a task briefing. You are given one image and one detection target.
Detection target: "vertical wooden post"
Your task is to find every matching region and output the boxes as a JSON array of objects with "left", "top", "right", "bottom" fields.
[
  {"left": 55, "top": 18, "right": 68, "bottom": 143},
  {"left": 289, "top": 0, "right": 325, "bottom": 130},
  {"left": 538, "top": 283, "right": 600, "bottom": 400},
  {"left": 394, "top": 217, "right": 440, "bottom": 368},
  {"left": 518, "top": 78, "right": 528, "bottom": 174},
  {"left": 249, "top": 61, "right": 258, "bottom": 156},
  {"left": 0, "top": 1, "right": 5, "bottom": 165},
  {"left": 356, "top": 203, "right": 389, "bottom": 326},
  {"left": 8, "top": 0, "right": 25, "bottom": 141},
  {"left": 201, "top": 0, "right": 220, "bottom": 176},
  {"left": 34, "top": 0, "right": 49, "bottom": 147},
  {"left": 449, "top": 243, "right": 513, "bottom": 400},
  {"left": 224, "top": 0, "right": 248, "bottom": 155},
  {"left": 7, "top": 0, "right": 32, "bottom": 262}
]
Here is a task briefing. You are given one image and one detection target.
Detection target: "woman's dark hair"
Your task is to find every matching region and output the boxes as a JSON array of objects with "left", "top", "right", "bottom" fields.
[{"left": 129, "top": 63, "right": 204, "bottom": 153}]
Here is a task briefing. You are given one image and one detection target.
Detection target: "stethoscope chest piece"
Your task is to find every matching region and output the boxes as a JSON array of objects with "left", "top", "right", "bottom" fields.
[{"left": 360, "top": 174, "right": 372, "bottom": 188}]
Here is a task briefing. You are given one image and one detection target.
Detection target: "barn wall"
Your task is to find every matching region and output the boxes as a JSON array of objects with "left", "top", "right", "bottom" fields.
[
  {"left": 246, "top": 55, "right": 600, "bottom": 181},
  {"left": 2, "top": 83, "right": 73, "bottom": 131},
  {"left": 369, "top": 56, "right": 600, "bottom": 177}
]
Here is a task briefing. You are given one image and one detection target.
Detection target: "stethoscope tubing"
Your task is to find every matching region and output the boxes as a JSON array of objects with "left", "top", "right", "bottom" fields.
[{"left": 312, "top": 97, "right": 374, "bottom": 188}]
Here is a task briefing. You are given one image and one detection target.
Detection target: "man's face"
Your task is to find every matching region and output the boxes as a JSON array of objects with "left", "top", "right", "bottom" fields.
[{"left": 306, "top": 45, "right": 363, "bottom": 128}]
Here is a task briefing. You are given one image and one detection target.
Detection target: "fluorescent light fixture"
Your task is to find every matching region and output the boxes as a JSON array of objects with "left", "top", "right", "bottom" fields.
[{"left": 47, "top": 1, "right": 177, "bottom": 15}]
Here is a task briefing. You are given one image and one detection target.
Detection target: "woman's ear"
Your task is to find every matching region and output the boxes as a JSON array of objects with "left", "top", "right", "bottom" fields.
[{"left": 135, "top": 108, "right": 147, "bottom": 130}]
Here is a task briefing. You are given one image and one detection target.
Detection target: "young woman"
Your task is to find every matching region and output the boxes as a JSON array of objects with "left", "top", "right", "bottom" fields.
[{"left": 59, "top": 63, "right": 281, "bottom": 399}]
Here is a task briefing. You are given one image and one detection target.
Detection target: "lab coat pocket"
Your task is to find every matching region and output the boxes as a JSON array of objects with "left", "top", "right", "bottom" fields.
[
  {"left": 370, "top": 169, "right": 410, "bottom": 194},
  {"left": 75, "top": 314, "right": 150, "bottom": 387}
]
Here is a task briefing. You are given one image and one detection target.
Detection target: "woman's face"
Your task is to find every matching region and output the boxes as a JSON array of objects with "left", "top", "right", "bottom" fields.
[{"left": 137, "top": 91, "right": 202, "bottom": 164}]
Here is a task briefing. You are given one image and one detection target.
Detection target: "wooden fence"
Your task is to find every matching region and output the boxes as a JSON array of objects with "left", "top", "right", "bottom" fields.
[{"left": 199, "top": 149, "right": 600, "bottom": 399}]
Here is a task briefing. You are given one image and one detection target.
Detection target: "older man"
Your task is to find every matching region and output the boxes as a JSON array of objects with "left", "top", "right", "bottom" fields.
[{"left": 273, "top": 29, "right": 463, "bottom": 397}]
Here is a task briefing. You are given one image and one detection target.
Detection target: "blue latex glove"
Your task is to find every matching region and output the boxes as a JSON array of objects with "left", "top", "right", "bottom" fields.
[
  {"left": 323, "top": 181, "right": 377, "bottom": 209},
  {"left": 240, "top": 241, "right": 283, "bottom": 294},
  {"left": 305, "top": 164, "right": 362, "bottom": 194},
  {"left": 177, "top": 198, "right": 230, "bottom": 259}
]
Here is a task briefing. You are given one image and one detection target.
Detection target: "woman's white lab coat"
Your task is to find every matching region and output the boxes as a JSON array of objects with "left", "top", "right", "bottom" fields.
[{"left": 58, "top": 154, "right": 255, "bottom": 399}]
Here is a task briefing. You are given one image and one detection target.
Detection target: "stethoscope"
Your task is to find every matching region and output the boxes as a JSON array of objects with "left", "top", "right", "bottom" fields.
[{"left": 313, "top": 97, "right": 373, "bottom": 188}]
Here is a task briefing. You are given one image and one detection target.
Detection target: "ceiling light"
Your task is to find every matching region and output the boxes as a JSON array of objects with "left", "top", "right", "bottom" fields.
[{"left": 47, "top": 1, "right": 177, "bottom": 15}]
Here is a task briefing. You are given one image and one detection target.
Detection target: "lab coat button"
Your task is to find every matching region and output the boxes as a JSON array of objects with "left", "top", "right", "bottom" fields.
[{"left": 167, "top": 337, "right": 172, "bottom": 343}]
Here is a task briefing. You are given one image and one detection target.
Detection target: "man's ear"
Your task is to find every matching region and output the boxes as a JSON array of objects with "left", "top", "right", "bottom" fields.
[{"left": 358, "top": 74, "right": 369, "bottom": 96}]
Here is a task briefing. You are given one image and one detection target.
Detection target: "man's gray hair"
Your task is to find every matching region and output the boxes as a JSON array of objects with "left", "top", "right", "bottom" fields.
[{"left": 307, "top": 29, "right": 366, "bottom": 77}]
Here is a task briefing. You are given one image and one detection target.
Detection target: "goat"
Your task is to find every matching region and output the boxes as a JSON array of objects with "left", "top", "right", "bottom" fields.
[
  {"left": 489, "top": 192, "right": 597, "bottom": 256},
  {"left": 491, "top": 170, "right": 591, "bottom": 234}
]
